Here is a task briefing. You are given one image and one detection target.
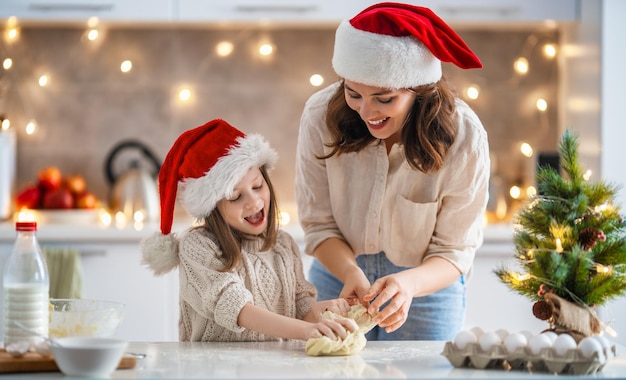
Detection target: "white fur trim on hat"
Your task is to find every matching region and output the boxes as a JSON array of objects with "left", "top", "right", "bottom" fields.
[
  {"left": 140, "top": 232, "right": 180, "bottom": 276},
  {"left": 181, "top": 133, "right": 278, "bottom": 218},
  {"left": 332, "top": 19, "right": 442, "bottom": 89}
]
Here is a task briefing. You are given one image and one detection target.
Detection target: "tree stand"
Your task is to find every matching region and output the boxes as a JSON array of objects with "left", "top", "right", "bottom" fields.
[{"left": 532, "top": 292, "right": 601, "bottom": 342}]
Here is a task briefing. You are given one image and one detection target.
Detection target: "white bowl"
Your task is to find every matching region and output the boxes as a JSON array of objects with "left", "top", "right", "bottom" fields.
[{"left": 51, "top": 337, "right": 128, "bottom": 377}]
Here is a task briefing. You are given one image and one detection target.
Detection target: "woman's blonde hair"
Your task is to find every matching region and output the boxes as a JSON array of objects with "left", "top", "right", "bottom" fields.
[
  {"left": 197, "top": 165, "right": 279, "bottom": 271},
  {"left": 322, "top": 77, "right": 458, "bottom": 174}
]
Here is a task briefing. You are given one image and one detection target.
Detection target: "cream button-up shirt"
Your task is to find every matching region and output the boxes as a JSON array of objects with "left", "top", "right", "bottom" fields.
[{"left": 295, "top": 82, "right": 490, "bottom": 274}]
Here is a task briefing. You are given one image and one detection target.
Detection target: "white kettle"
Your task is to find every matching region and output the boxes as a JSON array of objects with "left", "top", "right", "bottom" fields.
[{"left": 104, "top": 140, "right": 161, "bottom": 222}]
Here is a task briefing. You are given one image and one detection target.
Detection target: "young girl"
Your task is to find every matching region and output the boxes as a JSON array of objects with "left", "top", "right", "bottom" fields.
[{"left": 141, "top": 119, "right": 356, "bottom": 342}]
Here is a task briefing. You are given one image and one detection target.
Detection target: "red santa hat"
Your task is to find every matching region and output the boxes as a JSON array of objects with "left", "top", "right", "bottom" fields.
[
  {"left": 140, "top": 119, "right": 278, "bottom": 275},
  {"left": 332, "top": 2, "right": 482, "bottom": 89}
]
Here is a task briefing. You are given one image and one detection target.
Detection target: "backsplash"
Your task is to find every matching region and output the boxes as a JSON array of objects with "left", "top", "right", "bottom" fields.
[{"left": 0, "top": 26, "right": 559, "bottom": 222}]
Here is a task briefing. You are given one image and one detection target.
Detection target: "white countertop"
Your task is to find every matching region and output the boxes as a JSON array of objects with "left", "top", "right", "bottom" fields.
[
  {"left": 0, "top": 217, "right": 514, "bottom": 246},
  {"left": 2, "top": 341, "right": 624, "bottom": 379}
]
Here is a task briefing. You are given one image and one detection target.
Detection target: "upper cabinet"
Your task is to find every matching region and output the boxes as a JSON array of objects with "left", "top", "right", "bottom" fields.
[
  {"left": 0, "top": 0, "right": 579, "bottom": 26},
  {"left": 0, "top": 0, "right": 173, "bottom": 23}
]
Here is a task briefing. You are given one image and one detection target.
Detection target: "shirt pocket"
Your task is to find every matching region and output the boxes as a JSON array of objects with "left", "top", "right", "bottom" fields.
[{"left": 390, "top": 195, "right": 438, "bottom": 257}]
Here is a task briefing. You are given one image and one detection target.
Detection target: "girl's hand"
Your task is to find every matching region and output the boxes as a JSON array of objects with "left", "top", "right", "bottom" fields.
[
  {"left": 310, "top": 298, "right": 351, "bottom": 320},
  {"left": 306, "top": 317, "right": 359, "bottom": 341},
  {"left": 363, "top": 272, "right": 413, "bottom": 333}
]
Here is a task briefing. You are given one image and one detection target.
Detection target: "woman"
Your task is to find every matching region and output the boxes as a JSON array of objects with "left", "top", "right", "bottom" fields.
[{"left": 295, "top": 2, "right": 490, "bottom": 341}]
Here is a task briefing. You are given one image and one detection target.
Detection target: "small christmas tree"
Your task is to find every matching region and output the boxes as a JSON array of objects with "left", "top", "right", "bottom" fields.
[{"left": 494, "top": 130, "right": 626, "bottom": 340}]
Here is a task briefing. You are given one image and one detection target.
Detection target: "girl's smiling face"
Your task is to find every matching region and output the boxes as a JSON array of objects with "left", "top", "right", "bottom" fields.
[
  {"left": 343, "top": 80, "right": 417, "bottom": 142},
  {"left": 217, "top": 167, "right": 270, "bottom": 236}
]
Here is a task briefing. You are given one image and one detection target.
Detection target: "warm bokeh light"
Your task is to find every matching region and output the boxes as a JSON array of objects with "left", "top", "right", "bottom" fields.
[
  {"left": 133, "top": 210, "right": 145, "bottom": 223},
  {"left": 536, "top": 98, "right": 548, "bottom": 111},
  {"left": 178, "top": 88, "right": 192, "bottom": 102},
  {"left": 87, "top": 28, "right": 99, "bottom": 41},
  {"left": 1, "top": 118, "right": 10, "bottom": 131},
  {"left": 215, "top": 41, "right": 234, "bottom": 57},
  {"left": 87, "top": 17, "right": 99, "bottom": 28},
  {"left": 25, "top": 121, "right": 37, "bottom": 135},
  {"left": 520, "top": 142, "right": 534, "bottom": 157},
  {"left": 309, "top": 74, "right": 324, "bottom": 87},
  {"left": 543, "top": 43, "right": 557, "bottom": 58},
  {"left": 509, "top": 185, "right": 521, "bottom": 199},
  {"left": 466, "top": 85, "right": 480, "bottom": 100},
  {"left": 279, "top": 211, "right": 291, "bottom": 226},
  {"left": 5, "top": 27, "right": 19, "bottom": 42},
  {"left": 583, "top": 169, "right": 592, "bottom": 181},
  {"left": 2, "top": 58, "right": 12, "bottom": 70},
  {"left": 526, "top": 186, "right": 537, "bottom": 198},
  {"left": 120, "top": 60, "right": 132, "bottom": 73},
  {"left": 259, "top": 43, "right": 273, "bottom": 56},
  {"left": 514, "top": 57, "right": 529, "bottom": 74},
  {"left": 38, "top": 75, "right": 49, "bottom": 87}
]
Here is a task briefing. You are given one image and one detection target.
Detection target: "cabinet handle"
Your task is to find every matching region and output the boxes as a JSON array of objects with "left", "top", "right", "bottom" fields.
[
  {"left": 28, "top": 3, "right": 114, "bottom": 13},
  {"left": 234, "top": 5, "right": 318, "bottom": 14}
]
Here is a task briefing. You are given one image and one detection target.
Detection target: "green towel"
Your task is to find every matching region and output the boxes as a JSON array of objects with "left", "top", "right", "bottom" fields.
[{"left": 43, "top": 247, "right": 83, "bottom": 299}]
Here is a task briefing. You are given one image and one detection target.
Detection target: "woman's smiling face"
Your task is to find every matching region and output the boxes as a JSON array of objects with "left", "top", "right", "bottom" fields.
[
  {"left": 217, "top": 167, "right": 270, "bottom": 236},
  {"left": 343, "top": 80, "right": 417, "bottom": 141}
]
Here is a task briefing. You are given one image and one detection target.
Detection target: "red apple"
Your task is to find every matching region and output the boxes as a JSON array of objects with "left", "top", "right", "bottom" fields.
[
  {"left": 43, "top": 186, "right": 74, "bottom": 209},
  {"left": 37, "top": 166, "right": 63, "bottom": 191},
  {"left": 75, "top": 191, "right": 97, "bottom": 209},
  {"left": 16, "top": 185, "right": 42, "bottom": 209},
  {"left": 65, "top": 175, "right": 87, "bottom": 195}
]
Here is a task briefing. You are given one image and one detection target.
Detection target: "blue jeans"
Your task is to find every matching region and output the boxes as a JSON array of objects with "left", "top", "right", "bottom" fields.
[{"left": 309, "top": 252, "right": 466, "bottom": 341}]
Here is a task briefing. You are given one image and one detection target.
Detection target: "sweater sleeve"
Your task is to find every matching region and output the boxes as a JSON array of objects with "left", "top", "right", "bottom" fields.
[
  {"left": 178, "top": 230, "right": 252, "bottom": 333},
  {"left": 278, "top": 231, "right": 317, "bottom": 319}
]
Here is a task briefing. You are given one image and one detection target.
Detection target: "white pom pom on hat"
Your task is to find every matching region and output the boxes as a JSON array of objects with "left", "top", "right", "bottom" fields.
[
  {"left": 332, "top": 2, "right": 483, "bottom": 89},
  {"left": 140, "top": 119, "right": 278, "bottom": 275}
]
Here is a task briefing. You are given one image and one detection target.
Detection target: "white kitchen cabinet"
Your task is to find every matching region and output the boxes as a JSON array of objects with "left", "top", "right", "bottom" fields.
[
  {"left": 0, "top": 240, "right": 179, "bottom": 342},
  {"left": 0, "top": 0, "right": 173, "bottom": 23}
]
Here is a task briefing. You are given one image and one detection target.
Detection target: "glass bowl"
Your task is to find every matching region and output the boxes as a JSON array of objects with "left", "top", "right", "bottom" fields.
[{"left": 49, "top": 299, "right": 125, "bottom": 338}]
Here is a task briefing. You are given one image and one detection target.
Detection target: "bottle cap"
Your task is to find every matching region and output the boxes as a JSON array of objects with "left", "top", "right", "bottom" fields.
[{"left": 16, "top": 221, "right": 37, "bottom": 231}]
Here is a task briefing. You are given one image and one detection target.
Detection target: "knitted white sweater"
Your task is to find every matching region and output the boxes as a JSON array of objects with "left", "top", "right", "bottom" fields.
[{"left": 177, "top": 228, "right": 317, "bottom": 341}]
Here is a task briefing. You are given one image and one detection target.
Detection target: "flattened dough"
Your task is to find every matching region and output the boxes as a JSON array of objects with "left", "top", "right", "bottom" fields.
[{"left": 305, "top": 304, "right": 377, "bottom": 356}]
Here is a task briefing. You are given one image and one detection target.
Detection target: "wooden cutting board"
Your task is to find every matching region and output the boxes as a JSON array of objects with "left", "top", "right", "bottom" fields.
[{"left": 0, "top": 348, "right": 137, "bottom": 373}]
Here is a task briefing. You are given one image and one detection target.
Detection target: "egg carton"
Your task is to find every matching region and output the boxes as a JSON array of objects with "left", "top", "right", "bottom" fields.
[{"left": 441, "top": 341, "right": 617, "bottom": 375}]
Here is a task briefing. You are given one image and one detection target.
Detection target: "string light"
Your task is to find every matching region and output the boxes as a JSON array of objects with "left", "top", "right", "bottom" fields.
[
  {"left": 2, "top": 58, "right": 12, "bottom": 70},
  {"left": 543, "top": 43, "right": 557, "bottom": 58},
  {"left": 1, "top": 118, "right": 10, "bottom": 131},
  {"left": 258, "top": 43, "right": 273, "bottom": 56},
  {"left": 38, "top": 75, "right": 49, "bottom": 87},
  {"left": 520, "top": 142, "right": 534, "bottom": 157},
  {"left": 526, "top": 186, "right": 537, "bottom": 198},
  {"left": 87, "top": 28, "right": 99, "bottom": 41},
  {"left": 309, "top": 74, "right": 324, "bottom": 87},
  {"left": 536, "top": 98, "right": 548, "bottom": 111},
  {"left": 120, "top": 60, "right": 132, "bottom": 73},
  {"left": 583, "top": 170, "right": 592, "bottom": 181},
  {"left": 465, "top": 85, "right": 480, "bottom": 100},
  {"left": 25, "top": 121, "right": 37, "bottom": 135},
  {"left": 514, "top": 57, "right": 529, "bottom": 74},
  {"left": 215, "top": 41, "right": 234, "bottom": 57},
  {"left": 510, "top": 185, "right": 521, "bottom": 199}
]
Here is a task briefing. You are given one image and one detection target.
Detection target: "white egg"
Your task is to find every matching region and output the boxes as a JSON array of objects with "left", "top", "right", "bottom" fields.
[
  {"left": 593, "top": 335, "right": 612, "bottom": 352},
  {"left": 553, "top": 334, "right": 577, "bottom": 357},
  {"left": 470, "top": 326, "right": 485, "bottom": 339},
  {"left": 528, "top": 333, "right": 553, "bottom": 355},
  {"left": 478, "top": 331, "right": 502, "bottom": 352},
  {"left": 541, "top": 331, "right": 558, "bottom": 343},
  {"left": 495, "top": 328, "right": 509, "bottom": 341},
  {"left": 503, "top": 332, "right": 528, "bottom": 354},
  {"left": 520, "top": 330, "right": 534, "bottom": 340},
  {"left": 453, "top": 330, "right": 477, "bottom": 350},
  {"left": 578, "top": 336, "right": 604, "bottom": 360}
]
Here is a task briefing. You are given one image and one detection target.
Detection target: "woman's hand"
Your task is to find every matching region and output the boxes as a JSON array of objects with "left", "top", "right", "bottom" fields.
[
  {"left": 305, "top": 317, "right": 359, "bottom": 341},
  {"left": 363, "top": 271, "right": 414, "bottom": 333},
  {"left": 308, "top": 298, "right": 351, "bottom": 322},
  {"left": 339, "top": 266, "right": 371, "bottom": 306}
]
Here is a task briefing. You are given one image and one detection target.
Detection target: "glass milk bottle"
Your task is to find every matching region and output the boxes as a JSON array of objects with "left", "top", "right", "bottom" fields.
[{"left": 2, "top": 221, "right": 50, "bottom": 347}]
